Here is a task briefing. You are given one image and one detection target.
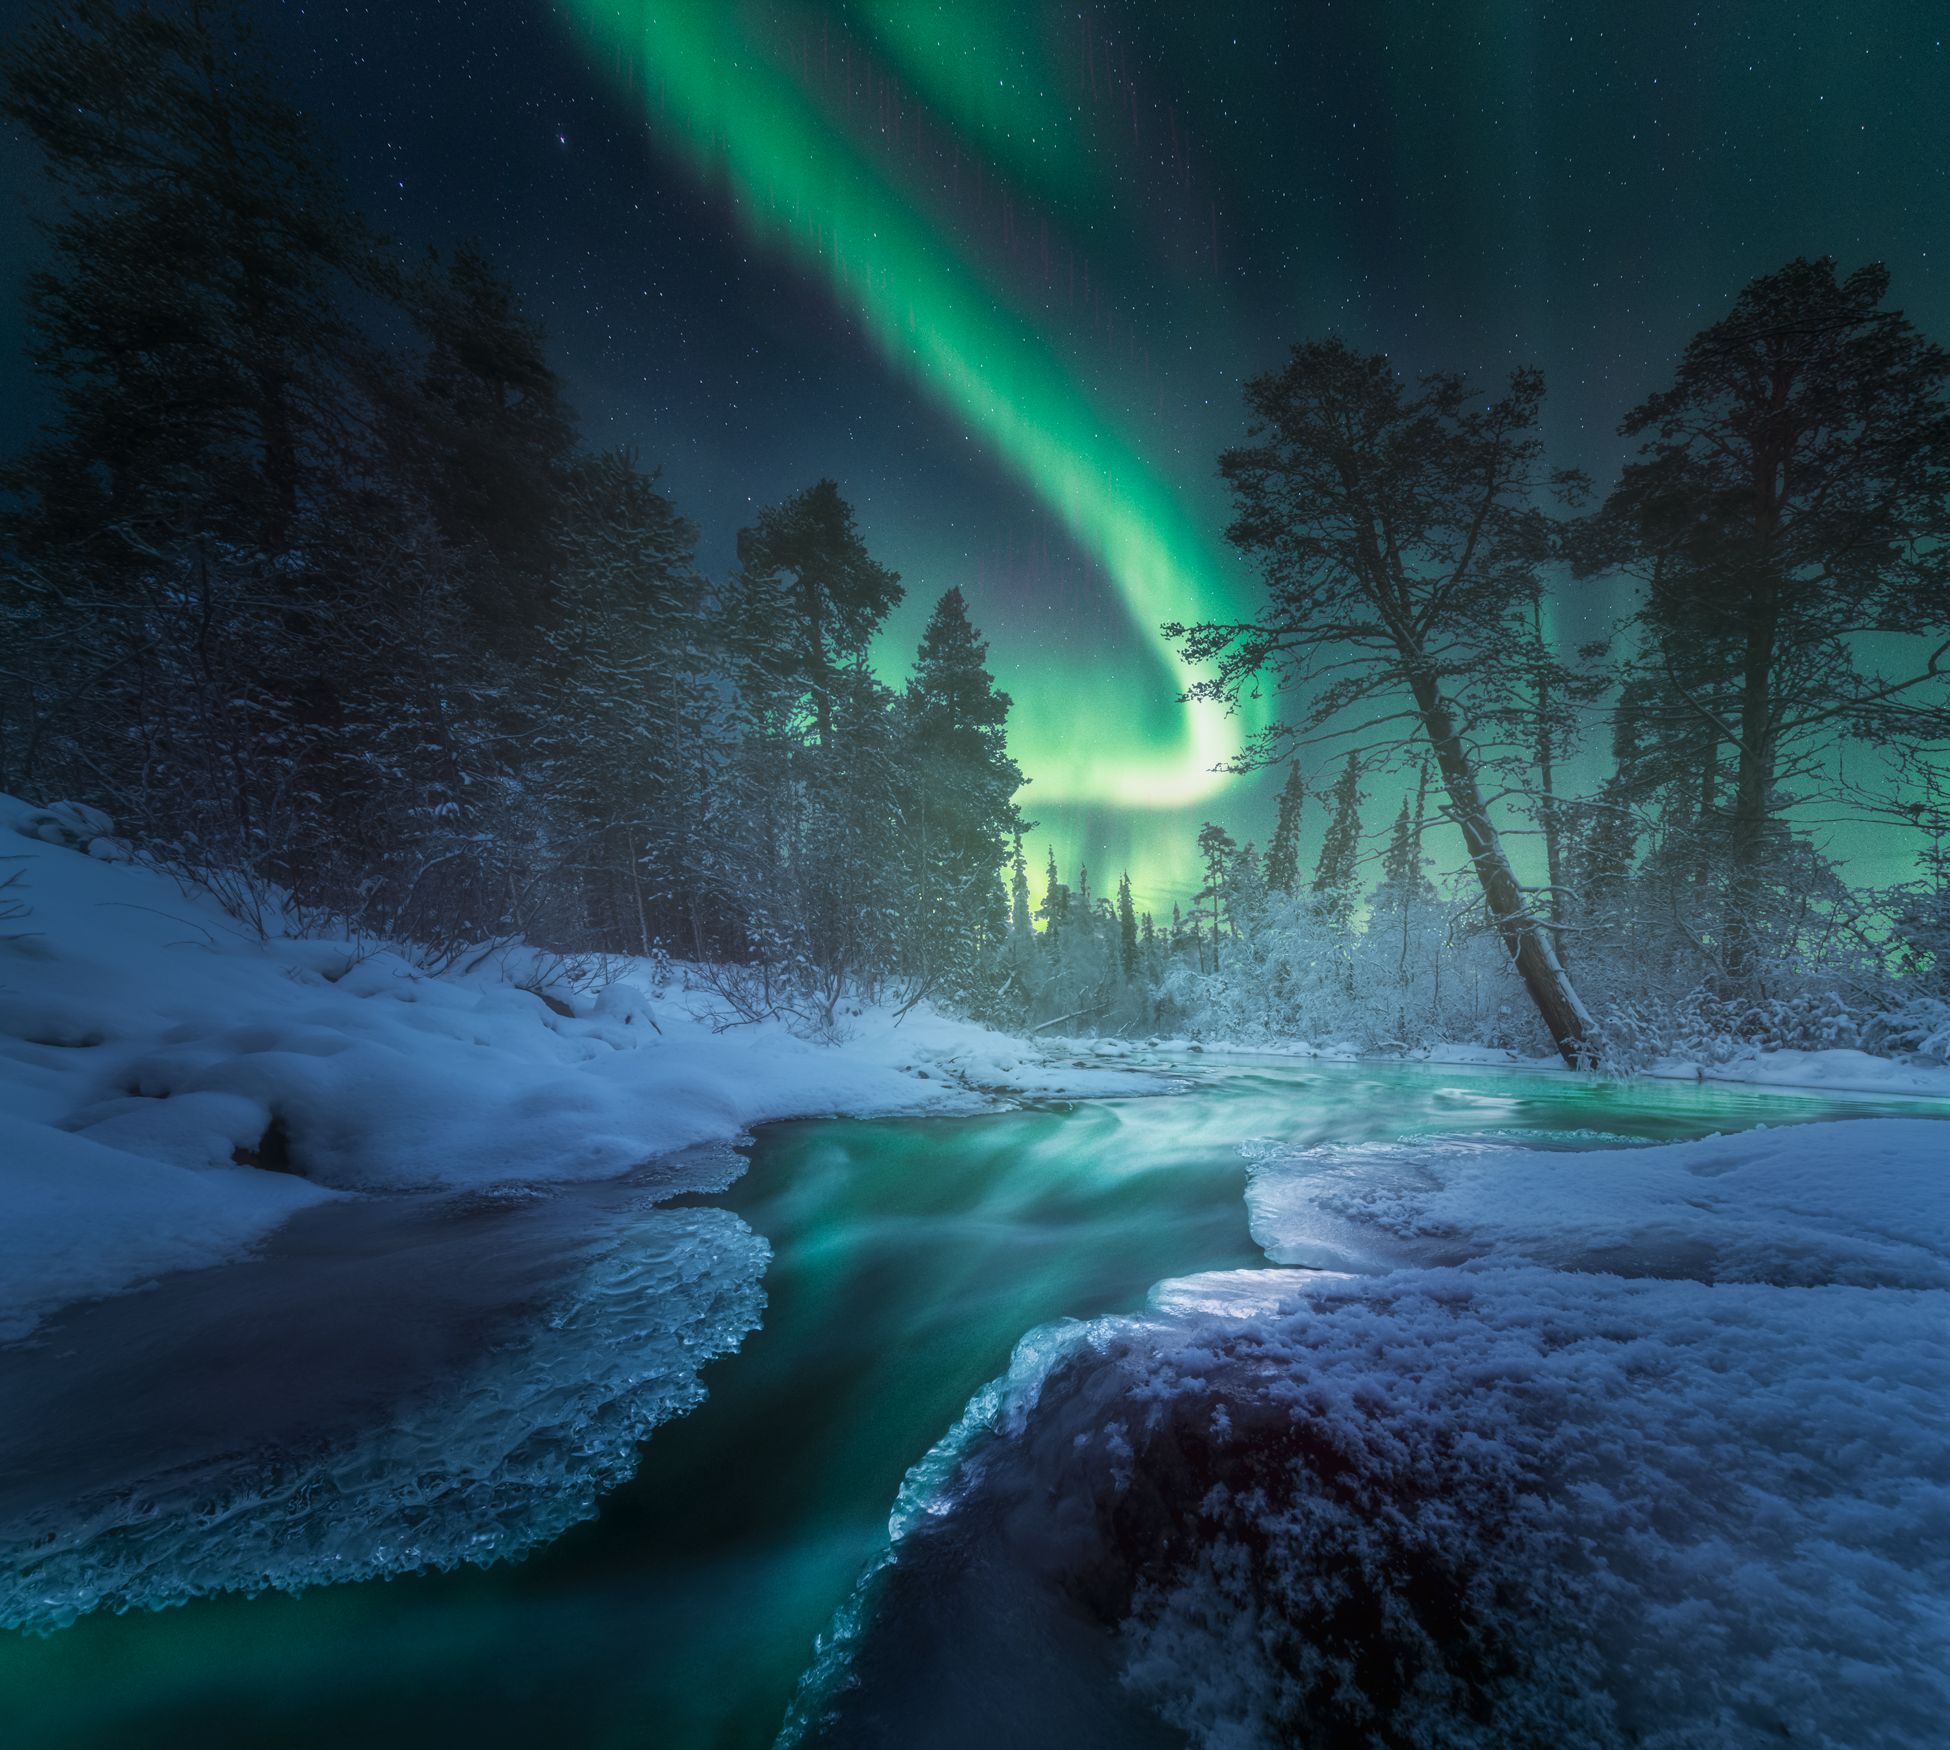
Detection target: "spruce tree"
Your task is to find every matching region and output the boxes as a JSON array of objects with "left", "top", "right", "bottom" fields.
[
  {"left": 902, "top": 586, "right": 1024, "bottom": 992},
  {"left": 1265, "top": 763, "right": 1306, "bottom": 895},
  {"left": 1312, "top": 755, "right": 1365, "bottom": 931},
  {"left": 1117, "top": 872, "right": 1138, "bottom": 980},
  {"left": 403, "top": 242, "right": 576, "bottom": 645},
  {"left": 1010, "top": 830, "right": 1033, "bottom": 936},
  {"left": 1195, "top": 821, "right": 1236, "bottom": 972}
]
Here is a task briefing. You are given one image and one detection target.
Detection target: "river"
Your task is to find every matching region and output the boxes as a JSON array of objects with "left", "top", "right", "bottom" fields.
[{"left": 2, "top": 1056, "right": 1942, "bottom": 1748}]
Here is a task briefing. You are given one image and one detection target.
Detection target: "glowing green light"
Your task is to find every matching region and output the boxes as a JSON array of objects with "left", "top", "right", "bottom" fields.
[{"left": 562, "top": 1, "right": 1260, "bottom": 809}]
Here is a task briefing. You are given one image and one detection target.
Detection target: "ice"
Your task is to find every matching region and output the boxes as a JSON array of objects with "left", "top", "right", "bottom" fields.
[{"left": 0, "top": 1197, "right": 768, "bottom": 1632}]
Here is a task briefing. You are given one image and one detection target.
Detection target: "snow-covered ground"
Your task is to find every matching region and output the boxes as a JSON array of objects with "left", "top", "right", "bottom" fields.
[
  {"left": 1103, "top": 1031, "right": 1950, "bottom": 1098},
  {"left": 796, "top": 1119, "right": 1950, "bottom": 1749},
  {"left": 0, "top": 797, "right": 1163, "bottom": 1342}
]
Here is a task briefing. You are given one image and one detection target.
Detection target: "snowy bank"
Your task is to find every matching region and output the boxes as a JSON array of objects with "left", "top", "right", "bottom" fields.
[
  {"left": 0, "top": 798, "right": 1163, "bottom": 1341},
  {"left": 1113, "top": 1031, "right": 1950, "bottom": 1098},
  {"left": 794, "top": 1119, "right": 1950, "bottom": 1749}
]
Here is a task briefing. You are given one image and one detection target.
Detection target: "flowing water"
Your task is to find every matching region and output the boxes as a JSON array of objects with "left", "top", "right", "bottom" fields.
[{"left": 2, "top": 1057, "right": 1943, "bottom": 1748}]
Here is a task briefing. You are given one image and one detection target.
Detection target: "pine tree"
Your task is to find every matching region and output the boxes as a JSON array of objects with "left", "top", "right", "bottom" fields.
[
  {"left": 1117, "top": 872, "right": 1138, "bottom": 980},
  {"left": 1195, "top": 821, "right": 1237, "bottom": 972},
  {"left": 736, "top": 479, "right": 901, "bottom": 749},
  {"left": 901, "top": 586, "right": 1024, "bottom": 994},
  {"left": 402, "top": 241, "right": 576, "bottom": 645},
  {"left": 1037, "top": 845, "right": 1069, "bottom": 937},
  {"left": 1312, "top": 755, "right": 1364, "bottom": 931},
  {"left": 0, "top": 0, "right": 387, "bottom": 887},
  {"left": 1265, "top": 763, "right": 1306, "bottom": 894},
  {"left": 541, "top": 448, "right": 712, "bottom": 953},
  {"left": 1583, "top": 257, "right": 1950, "bottom": 991},
  {"left": 2, "top": 0, "right": 372, "bottom": 567},
  {"left": 1176, "top": 340, "right": 1596, "bottom": 1062},
  {"left": 1010, "top": 830, "right": 1033, "bottom": 936},
  {"left": 1228, "top": 841, "right": 1266, "bottom": 936}
]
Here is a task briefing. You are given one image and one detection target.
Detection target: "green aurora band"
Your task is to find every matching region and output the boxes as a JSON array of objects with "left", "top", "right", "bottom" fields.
[{"left": 561, "top": 1, "right": 1269, "bottom": 818}]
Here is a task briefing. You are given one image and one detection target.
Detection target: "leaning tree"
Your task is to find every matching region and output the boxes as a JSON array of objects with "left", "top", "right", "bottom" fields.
[{"left": 1168, "top": 340, "right": 1594, "bottom": 1064}]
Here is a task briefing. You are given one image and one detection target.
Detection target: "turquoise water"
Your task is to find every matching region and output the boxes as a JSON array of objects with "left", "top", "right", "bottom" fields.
[{"left": 2, "top": 1058, "right": 1942, "bottom": 1748}]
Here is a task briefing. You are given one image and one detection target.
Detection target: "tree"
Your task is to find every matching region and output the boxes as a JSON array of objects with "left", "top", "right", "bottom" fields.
[
  {"left": 736, "top": 479, "right": 902, "bottom": 749},
  {"left": 0, "top": 0, "right": 386, "bottom": 883},
  {"left": 3, "top": 0, "right": 374, "bottom": 566},
  {"left": 541, "top": 448, "right": 712, "bottom": 953},
  {"left": 1010, "top": 830, "right": 1033, "bottom": 936},
  {"left": 1581, "top": 258, "right": 1950, "bottom": 990},
  {"left": 1037, "top": 845, "right": 1069, "bottom": 937},
  {"left": 1169, "top": 339, "right": 1595, "bottom": 1064},
  {"left": 1117, "top": 871, "right": 1138, "bottom": 980},
  {"left": 1227, "top": 840, "right": 1266, "bottom": 938},
  {"left": 901, "top": 586, "right": 1024, "bottom": 995},
  {"left": 1311, "top": 754, "right": 1365, "bottom": 930},
  {"left": 1265, "top": 762, "right": 1307, "bottom": 894},
  {"left": 1195, "top": 821, "right": 1236, "bottom": 972},
  {"left": 402, "top": 241, "right": 576, "bottom": 644}
]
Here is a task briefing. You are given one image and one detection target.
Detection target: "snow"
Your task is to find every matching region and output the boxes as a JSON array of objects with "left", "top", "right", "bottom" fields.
[
  {"left": 0, "top": 796, "right": 1164, "bottom": 1339},
  {"left": 796, "top": 1119, "right": 1950, "bottom": 1748},
  {"left": 0, "top": 1114, "right": 331, "bottom": 1343},
  {"left": 1243, "top": 1120, "right": 1950, "bottom": 1287},
  {"left": 1139, "top": 1032, "right": 1950, "bottom": 1097}
]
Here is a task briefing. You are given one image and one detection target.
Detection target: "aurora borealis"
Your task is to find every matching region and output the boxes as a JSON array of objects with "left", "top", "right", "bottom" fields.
[
  {"left": 2, "top": 1, "right": 1944, "bottom": 906},
  {"left": 560, "top": 2, "right": 1261, "bottom": 815}
]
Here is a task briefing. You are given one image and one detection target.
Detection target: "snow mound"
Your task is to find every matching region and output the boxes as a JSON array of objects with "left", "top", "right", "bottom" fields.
[
  {"left": 794, "top": 1267, "right": 1950, "bottom": 1750},
  {"left": 0, "top": 1113, "right": 333, "bottom": 1342},
  {"left": 0, "top": 1202, "right": 767, "bottom": 1632},
  {"left": 1244, "top": 1119, "right": 1950, "bottom": 1286},
  {"left": 791, "top": 1118, "right": 1950, "bottom": 1748}
]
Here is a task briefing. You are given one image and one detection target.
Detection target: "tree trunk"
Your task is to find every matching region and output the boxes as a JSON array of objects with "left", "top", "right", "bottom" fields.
[
  {"left": 1530, "top": 599, "right": 1566, "bottom": 964},
  {"left": 1407, "top": 668, "right": 1594, "bottom": 1066},
  {"left": 1722, "top": 583, "right": 1780, "bottom": 990}
]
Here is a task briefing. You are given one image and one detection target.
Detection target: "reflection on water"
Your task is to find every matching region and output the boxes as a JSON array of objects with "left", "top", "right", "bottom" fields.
[{"left": 0, "top": 1057, "right": 1940, "bottom": 1748}]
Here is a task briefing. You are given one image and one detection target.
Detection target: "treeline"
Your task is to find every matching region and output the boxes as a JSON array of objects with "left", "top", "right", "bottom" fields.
[
  {"left": 0, "top": 1, "right": 1025, "bottom": 1026},
  {"left": 1020, "top": 262, "right": 1950, "bottom": 1063}
]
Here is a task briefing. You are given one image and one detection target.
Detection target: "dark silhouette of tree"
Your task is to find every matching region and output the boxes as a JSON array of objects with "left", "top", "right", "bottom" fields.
[
  {"left": 736, "top": 479, "right": 901, "bottom": 750},
  {"left": 1264, "top": 762, "right": 1307, "bottom": 894},
  {"left": 1169, "top": 340, "right": 1595, "bottom": 1063},
  {"left": 1195, "top": 820, "right": 1236, "bottom": 972},
  {"left": 1580, "top": 257, "right": 1950, "bottom": 990}
]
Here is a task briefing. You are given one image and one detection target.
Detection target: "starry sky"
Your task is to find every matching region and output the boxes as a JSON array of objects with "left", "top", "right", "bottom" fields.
[{"left": 3, "top": 1, "right": 1946, "bottom": 910}]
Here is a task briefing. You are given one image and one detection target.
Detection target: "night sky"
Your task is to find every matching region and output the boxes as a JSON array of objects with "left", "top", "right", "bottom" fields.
[{"left": 3, "top": 1, "right": 1945, "bottom": 908}]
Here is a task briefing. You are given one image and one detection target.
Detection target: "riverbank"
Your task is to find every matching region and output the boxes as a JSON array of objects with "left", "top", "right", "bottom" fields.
[
  {"left": 0, "top": 798, "right": 1166, "bottom": 1342},
  {"left": 8, "top": 1056, "right": 1941, "bottom": 1747},
  {"left": 9, "top": 792, "right": 1947, "bottom": 1347},
  {"left": 1065, "top": 1032, "right": 1950, "bottom": 1099},
  {"left": 785, "top": 1103, "right": 1950, "bottom": 1750}
]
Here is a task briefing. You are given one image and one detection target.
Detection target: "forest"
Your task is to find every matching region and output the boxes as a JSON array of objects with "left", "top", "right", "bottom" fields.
[{"left": 4, "top": 1, "right": 1948, "bottom": 1072}]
